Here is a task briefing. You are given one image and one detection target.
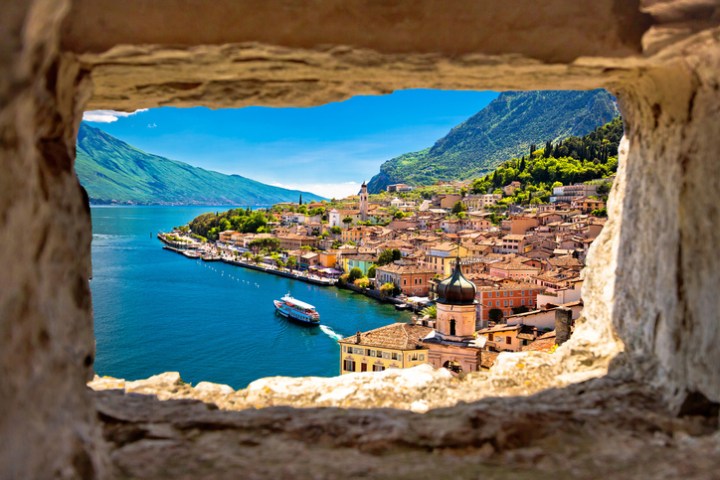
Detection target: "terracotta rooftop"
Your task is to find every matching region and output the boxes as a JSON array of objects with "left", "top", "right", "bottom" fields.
[
  {"left": 521, "top": 331, "right": 557, "bottom": 352},
  {"left": 338, "top": 323, "right": 433, "bottom": 350},
  {"left": 376, "top": 263, "right": 435, "bottom": 275}
]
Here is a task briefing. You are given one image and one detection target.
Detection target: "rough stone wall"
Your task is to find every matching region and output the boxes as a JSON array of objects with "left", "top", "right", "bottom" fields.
[
  {"left": 0, "top": 0, "right": 105, "bottom": 478},
  {"left": 2, "top": 0, "right": 720, "bottom": 478},
  {"left": 610, "top": 35, "right": 720, "bottom": 409}
]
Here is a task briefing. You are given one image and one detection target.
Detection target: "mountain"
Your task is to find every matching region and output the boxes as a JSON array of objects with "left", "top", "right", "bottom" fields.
[
  {"left": 367, "top": 90, "right": 619, "bottom": 193},
  {"left": 75, "top": 123, "right": 325, "bottom": 205},
  {"left": 470, "top": 116, "right": 623, "bottom": 203}
]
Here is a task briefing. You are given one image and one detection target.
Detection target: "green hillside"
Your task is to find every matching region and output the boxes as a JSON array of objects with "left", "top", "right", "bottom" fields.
[
  {"left": 367, "top": 90, "right": 619, "bottom": 193},
  {"left": 471, "top": 116, "right": 623, "bottom": 204},
  {"left": 75, "top": 123, "right": 324, "bottom": 205}
]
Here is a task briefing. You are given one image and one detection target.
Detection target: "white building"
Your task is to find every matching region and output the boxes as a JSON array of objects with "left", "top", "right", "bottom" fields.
[
  {"left": 550, "top": 184, "right": 598, "bottom": 203},
  {"left": 328, "top": 209, "right": 341, "bottom": 228}
]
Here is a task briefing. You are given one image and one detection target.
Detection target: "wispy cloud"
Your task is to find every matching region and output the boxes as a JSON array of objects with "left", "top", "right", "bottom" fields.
[
  {"left": 82, "top": 109, "right": 149, "bottom": 123},
  {"left": 147, "top": 123, "right": 158, "bottom": 129},
  {"left": 270, "top": 181, "right": 361, "bottom": 200}
]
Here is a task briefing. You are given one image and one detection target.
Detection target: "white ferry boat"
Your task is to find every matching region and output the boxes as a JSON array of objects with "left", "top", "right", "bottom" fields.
[{"left": 273, "top": 293, "right": 320, "bottom": 325}]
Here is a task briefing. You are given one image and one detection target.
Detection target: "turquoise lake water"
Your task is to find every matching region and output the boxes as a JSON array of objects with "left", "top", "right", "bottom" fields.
[{"left": 90, "top": 206, "right": 409, "bottom": 389}]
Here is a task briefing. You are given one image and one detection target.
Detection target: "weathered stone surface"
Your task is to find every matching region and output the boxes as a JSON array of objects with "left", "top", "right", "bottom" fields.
[
  {"left": 62, "top": 0, "right": 651, "bottom": 59},
  {"left": 93, "top": 378, "right": 720, "bottom": 480},
  {"left": 3, "top": 0, "right": 720, "bottom": 478},
  {"left": 90, "top": 355, "right": 615, "bottom": 413},
  {"left": 0, "top": 1, "right": 105, "bottom": 478}
]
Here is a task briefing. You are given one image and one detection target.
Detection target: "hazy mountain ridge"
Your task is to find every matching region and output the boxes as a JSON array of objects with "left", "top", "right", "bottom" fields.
[
  {"left": 367, "top": 90, "right": 619, "bottom": 193},
  {"left": 75, "top": 123, "right": 325, "bottom": 205}
]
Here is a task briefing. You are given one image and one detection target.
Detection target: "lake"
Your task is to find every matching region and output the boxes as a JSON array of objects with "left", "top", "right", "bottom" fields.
[{"left": 90, "top": 206, "right": 409, "bottom": 388}]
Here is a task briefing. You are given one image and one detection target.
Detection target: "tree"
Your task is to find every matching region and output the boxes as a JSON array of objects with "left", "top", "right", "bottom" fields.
[
  {"left": 379, "top": 282, "right": 396, "bottom": 296},
  {"left": 511, "top": 306, "right": 530, "bottom": 315},
  {"left": 367, "top": 265, "right": 376, "bottom": 278},
  {"left": 451, "top": 201, "right": 466, "bottom": 215},
  {"left": 596, "top": 183, "right": 611, "bottom": 195},
  {"left": 342, "top": 217, "right": 353, "bottom": 225},
  {"left": 419, "top": 305, "right": 437, "bottom": 319},
  {"left": 591, "top": 207, "right": 608, "bottom": 217},
  {"left": 330, "top": 226, "right": 342, "bottom": 235},
  {"left": 286, "top": 256, "right": 297, "bottom": 269},
  {"left": 377, "top": 249, "right": 401, "bottom": 266},
  {"left": 348, "top": 267, "right": 363, "bottom": 283},
  {"left": 249, "top": 237, "right": 280, "bottom": 252},
  {"left": 354, "top": 277, "right": 370, "bottom": 289},
  {"left": 489, "top": 308, "right": 503, "bottom": 323}
]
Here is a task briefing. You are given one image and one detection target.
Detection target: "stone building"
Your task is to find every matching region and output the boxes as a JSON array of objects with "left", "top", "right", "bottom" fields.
[
  {"left": 422, "top": 259, "right": 483, "bottom": 373},
  {"left": 359, "top": 181, "right": 369, "bottom": 221},
  {"left": 338, "top": 323, "right": 432, "bottom": 374}
]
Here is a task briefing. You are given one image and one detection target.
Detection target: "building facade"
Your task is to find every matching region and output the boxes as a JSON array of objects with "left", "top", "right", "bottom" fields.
[
  {"left": 421, "top": 259, "right": 483, "bottom": 373},
  {"left": 338, "top": 323, "right": 432, "bottom": 374},
  {"left": 475, "top": 283, "right": 545, "bottom": 328},
  {"left": 375, "top": 263, "right": 436, "bottom": 297},
  {"left": 359, "top": 181, "right": 369, "bottom": 221}
]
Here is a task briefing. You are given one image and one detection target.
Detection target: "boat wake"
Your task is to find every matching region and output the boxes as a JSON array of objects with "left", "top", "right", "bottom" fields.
[{"left": 319, "top": 325, "right": 343, "bottom": 341}]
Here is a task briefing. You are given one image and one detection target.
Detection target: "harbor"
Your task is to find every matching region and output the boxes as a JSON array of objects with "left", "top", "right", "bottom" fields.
[
  {"left": 160, "top": 239, "right": 337, "bottom": 287},
  {"left": 91, "top": 206, "right": 408, "bottom": 389}
]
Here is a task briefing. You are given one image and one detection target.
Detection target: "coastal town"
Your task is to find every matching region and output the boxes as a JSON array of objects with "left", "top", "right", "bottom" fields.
[{"left": 160, "top": 177, "right": 610, "bottom": 375}]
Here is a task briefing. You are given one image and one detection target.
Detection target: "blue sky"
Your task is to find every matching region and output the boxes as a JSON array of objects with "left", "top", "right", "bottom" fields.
[{"left": 83, "top": 89, "right": 498, "bottom": 198}]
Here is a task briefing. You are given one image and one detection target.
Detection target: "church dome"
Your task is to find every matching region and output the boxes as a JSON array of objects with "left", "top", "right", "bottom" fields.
[{"left": 436, "top": 258, "right": 476, "bottom": 305}]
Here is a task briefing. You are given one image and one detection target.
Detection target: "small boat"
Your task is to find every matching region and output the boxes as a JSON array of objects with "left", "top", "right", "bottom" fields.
[
  {"left": 273, "top": 293, "right": 320, "bottom": 325},
  {"left": 394, "top": 303, "right": 409, "bottom": 311},
  {"left": 183, "top": 250, "right": 202, "bottom": 259}
]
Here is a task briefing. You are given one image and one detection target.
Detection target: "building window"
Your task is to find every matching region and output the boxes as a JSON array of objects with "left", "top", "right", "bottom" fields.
[
  {"left": 343, "top": 358, "right": 356, "bottom": 372},
  {"left": 361, "top": 363, "right": 368, "bottom": 372},
  {"left": 510, "top": 300, "right": 514, "bottom": 306},
  {"left": 505, "top": 336, "right": 511, "bottom": 344},
  {"left": 450, "top": 319, "right": 456, "bottom": 336},
  {"left": 419, "top": 354, "right": 425, "bottom": 361},
  {"left": 372, "top": 364, "right": 385, "bottom": 372},
  {"left": 382, "top": 351, "right": 391, "bottom": 359},
  {"left": 488, "top": 333, "right": 494, "bottom": 341},
  {"left": 391, "top": 352, "right": 399, "bottom": 360}
]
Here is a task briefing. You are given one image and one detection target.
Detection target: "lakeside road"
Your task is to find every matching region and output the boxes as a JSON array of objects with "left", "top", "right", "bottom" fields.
[
  {"left": 159, "top": 240, "right": 337, "bottom": 287},
  {"left": 158, "top": 233, "right": 418, "bottom": 309}
]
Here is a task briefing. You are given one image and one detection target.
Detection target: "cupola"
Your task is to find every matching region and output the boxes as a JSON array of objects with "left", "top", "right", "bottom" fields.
[{"left": 436, "top": 258, "right": 476, "bottom": 305}]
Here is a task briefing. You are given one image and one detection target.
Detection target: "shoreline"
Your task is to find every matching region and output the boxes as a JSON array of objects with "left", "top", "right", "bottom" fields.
[
  {"left": 160, "top": 242, "right": 336, "bottom": 287},
  {"left": 159, "top": 235, "right": 425, "bottom": 312}
]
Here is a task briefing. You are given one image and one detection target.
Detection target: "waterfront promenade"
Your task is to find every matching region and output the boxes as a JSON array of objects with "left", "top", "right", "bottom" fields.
[{"left": 160, "top": 236, "right": 337, "bottom": 287}]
